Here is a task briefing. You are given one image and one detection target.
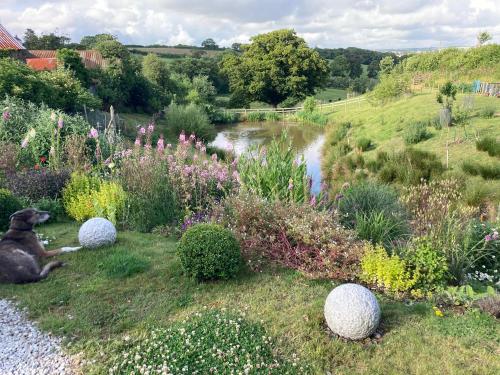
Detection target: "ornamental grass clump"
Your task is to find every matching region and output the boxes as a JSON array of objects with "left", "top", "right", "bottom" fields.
[
  {"left": 108, "top": 309, "right": 306, "bottom": 374},
  {"left": 178, "top": 224, "right": 242, "bottom": 281},
  {"left": 238, "top": 131, "right": 310, "bottom": 203}
]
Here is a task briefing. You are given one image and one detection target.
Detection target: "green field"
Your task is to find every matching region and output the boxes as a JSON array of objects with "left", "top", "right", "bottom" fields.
[
  {"left": 0, "top": 223, "right": 498, "bottom": 374},
  {"left": 322, "top": 91, "right": 500, "bottom": 198}
]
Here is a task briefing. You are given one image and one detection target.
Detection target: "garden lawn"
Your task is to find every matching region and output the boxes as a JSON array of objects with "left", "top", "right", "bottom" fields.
[{"left": 0, "top": 223, "right": 499, "bottom": 375}]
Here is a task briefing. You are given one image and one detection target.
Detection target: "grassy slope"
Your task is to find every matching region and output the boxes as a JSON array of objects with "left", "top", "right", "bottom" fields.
[
  {"left": 323, "top": 92, "right": 500, "bottom": 195},
  {"left": 0, "top": 223, "right": 498, "bottom": 374}
]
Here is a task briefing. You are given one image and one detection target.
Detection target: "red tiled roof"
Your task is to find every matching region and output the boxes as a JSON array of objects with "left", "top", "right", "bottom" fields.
[
  {"left": 0, "top": 24, "right": 25, "bottom": 50},
  {"left": 28, "top": 50, "right": 107, "bottom": 69},
  {"left": 26, "top": 58, "right": 57, "bottom": 71}
]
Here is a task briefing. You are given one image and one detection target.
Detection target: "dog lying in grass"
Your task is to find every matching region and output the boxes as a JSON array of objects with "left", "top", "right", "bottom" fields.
[{"left": 0, "top": 208, "right": 81, "bottom": 284}]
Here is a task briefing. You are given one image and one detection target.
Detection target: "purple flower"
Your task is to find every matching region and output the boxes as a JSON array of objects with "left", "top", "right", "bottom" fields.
[
  {"left": 134, "top": 138, "right": 141, "bottom": 146},
  {"left": 179, "top": 133, "right": 186, "bottom": 142},
  {"left": 485, "top": 234, "right": 492, "bottom": 242},
  {"left": 57, "top": 117, "right": 64, "bottom": 129},
  {"left": 139, "top": 127, "right": 146, "bottom": 135},
  {"left": 2, "top": 111, "right": 10, "bottom": 121},
  {"left": 88, "top": 127, "right": 98, "bottom": 139},
  {"left": 211, "top": 153, "right": 218, "bottom": 161},
  {"left": 335, "top": 193, "right": 344, "bottom": 201},
  {"left": 147, "top": 123, "right": 154, "bottom": 133}
]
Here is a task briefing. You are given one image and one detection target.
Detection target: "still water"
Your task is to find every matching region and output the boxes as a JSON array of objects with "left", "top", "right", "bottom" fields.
[{"left": 210, "top": 122, "right": 325, "bottom": 194}]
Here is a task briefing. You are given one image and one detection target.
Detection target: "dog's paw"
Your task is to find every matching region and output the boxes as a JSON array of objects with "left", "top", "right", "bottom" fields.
[{"left": 61, "top": 246, "right": 82, "bottom": 253}]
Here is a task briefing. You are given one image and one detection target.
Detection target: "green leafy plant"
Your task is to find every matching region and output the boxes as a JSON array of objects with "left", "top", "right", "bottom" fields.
[
  {"left": 360, "top": 244, "right": 417, "bottom": 295},
  {"left": 356, "top": 137, "right": 373, "bottom": 151},
  {"left": 238, "top": 131, "right": 310, "bottom": 203},
  {"left": 403, "top": 121, "right": 431, "bottom": 145},
  {"left": 354, "top": 211, "right": 408, "bottom": 247},
  {"left": 177, "top": 224, "right": 242, "bottom": 281},
  {"left": 108, "top": 309, "right": 305, "bottom": 374},
  {"left": 0, "top": 189, "right": 22, "bottom": 231}
]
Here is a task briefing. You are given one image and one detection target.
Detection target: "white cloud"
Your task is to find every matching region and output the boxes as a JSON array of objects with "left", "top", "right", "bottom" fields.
[{"left": 1, "top": 0, "right": 499, "bottom": 49}]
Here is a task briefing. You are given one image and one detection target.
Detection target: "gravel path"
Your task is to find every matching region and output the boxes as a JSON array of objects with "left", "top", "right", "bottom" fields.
[{"left": 0, "top": 299, "right": 78, "bottom": 375}]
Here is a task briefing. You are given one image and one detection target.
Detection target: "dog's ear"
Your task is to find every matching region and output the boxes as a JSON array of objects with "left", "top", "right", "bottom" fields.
[{"left": 9, "top": 210, "right": 25, "bottom": 220}]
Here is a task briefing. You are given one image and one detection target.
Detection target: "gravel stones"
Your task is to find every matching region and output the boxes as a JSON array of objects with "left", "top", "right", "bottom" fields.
[{"left": 0, "top": 299, "right": 77, "bottom": 375}]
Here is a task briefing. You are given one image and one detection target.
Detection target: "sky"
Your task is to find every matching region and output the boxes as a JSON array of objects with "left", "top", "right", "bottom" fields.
[{"left": 0, "top": 0, "right": 499, "bottom": 50}]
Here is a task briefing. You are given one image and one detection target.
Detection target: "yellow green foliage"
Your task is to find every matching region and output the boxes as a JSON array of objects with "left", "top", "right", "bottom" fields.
[
  {"left": 360, "top": 244, "right": 417, "bottom": 294},
  {"left": 63, "top": 172, "right": 126, "bottom": 224}
]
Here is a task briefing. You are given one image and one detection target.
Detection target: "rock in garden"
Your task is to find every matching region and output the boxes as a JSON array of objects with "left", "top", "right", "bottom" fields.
[
  {"left": 324, "top": 283, "right": 380, "bottom": 340},
  {"left": 78, "top": 218, "right": 117, "bottom": 249}
]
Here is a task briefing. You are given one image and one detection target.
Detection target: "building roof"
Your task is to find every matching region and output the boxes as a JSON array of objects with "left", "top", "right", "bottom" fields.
[
  {"left": 28, "top": 50, "right": 107, "bottom": 69},
  {"left": 26, "top": 58, "right": 57, "bottom": 71},
  {"left": 0, "top": 24, "right": 25, "bottom": 50}
]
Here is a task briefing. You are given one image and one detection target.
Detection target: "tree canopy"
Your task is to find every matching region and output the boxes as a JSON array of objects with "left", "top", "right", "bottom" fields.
[
  {"left": 221, "top": 29, "right": 329, "bottom": 107},
  {"left": 23, "top": 29, "right": 71, "bottom": 50},
  {"left": 201, "top": 38, "right": 219, "bottom": 50}
]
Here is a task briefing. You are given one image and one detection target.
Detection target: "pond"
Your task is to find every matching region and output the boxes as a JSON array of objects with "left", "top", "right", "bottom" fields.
[{"left": 211, "top": 121, "right": 325, "bottom": 194}]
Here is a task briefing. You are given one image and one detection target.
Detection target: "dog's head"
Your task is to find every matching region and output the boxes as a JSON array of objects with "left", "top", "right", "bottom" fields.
[{"left": 9, "top": 208, "right": 50, "bottom": 228}]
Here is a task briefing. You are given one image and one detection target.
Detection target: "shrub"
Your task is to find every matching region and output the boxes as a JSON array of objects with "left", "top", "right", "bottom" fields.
[
  {"left": 245, "top": 111, "right": 266, "bottom": 122},
  {"left": 0, "top": 189, "right": 22, "bottom": 231},
  {"left": 476, "top": 136, "right": 500, "bottom": 158},
  {"left": 32, "top": 198, "right": 65, "bottom": 224},
  {"left": 108, "top": 309, "right": 304, "bottom": 374},
  {"left": 360, "top": 244, "right": 417, "bottom": 295},
  {"left": 166, "top": 103, "right": 214, "bottom": 142},
  {"left": 402, "top": 237, "right": 448, "bottom": 291},
  {"left": 356, "top": 137, "right": 373, "bottom": 151},
  {"left": 376, "top": 148, "right": 444, "bottom": 185},
  {"left": 213, "top": 192, "right": 363, "bottom": 281},
  {"left": 238, "top": 131, "right": 310, "bottom": 203},
  {"left": 303, "top": 96, "right": 316, "bottom": 113},
  {"left": 178, "top": 224, "right": 241, "bottom": 281},
  {"left": 369, "top": 74, "right": 410, "bottom": 103},
  {"left": 478, "top": 106, "right": 496, "bottom": 119},
  {"left": 6, "top": 169, "right": 70, "bottom": 202},
  {"left": 462, "top": 161, "right": 500, "bottom": 180},
  {"left": 63, "top": 173, "right": 126, "bottom": 224},
  {"left": 403, "top": 121, "right": 431, "bottom": 145},
  {"left": 99, "top": 251, "right": 150, "bottom": 279}
]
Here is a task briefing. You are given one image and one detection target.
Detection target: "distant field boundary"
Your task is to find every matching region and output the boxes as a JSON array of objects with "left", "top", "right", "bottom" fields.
[{"left": 225, "top": 96, "right": 366, "bottom": 114}]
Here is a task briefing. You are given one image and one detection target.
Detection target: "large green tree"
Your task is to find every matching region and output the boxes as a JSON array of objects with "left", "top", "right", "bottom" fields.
[
  {"left": 23, "top": 29, "right": 70, "bottom": 49},
  {"left": 221, "top": 29, "right": 329, "bottom": 107}
]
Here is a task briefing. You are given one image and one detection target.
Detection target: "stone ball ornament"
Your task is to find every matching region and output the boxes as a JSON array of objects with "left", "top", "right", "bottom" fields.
[
  {"left": 78, "top": 217, "right": 117, "bottom": 249},
  {"left": 324, "top": 283, "right": 381, "bottom": 340}
]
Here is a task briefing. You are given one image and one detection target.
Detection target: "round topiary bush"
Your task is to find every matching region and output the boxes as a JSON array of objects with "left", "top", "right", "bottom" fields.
[
  {"left": 78, "top": 217, "right": 117, "bottom": 249},
  {"left": 324, "top": 283, "right": 381, "bottom": 340},
  {"left": 178, "top": 223, "right": 241, "bottom": 281},
  {"left": 0, "top": 189, "right": 22, "bottom": 231}
]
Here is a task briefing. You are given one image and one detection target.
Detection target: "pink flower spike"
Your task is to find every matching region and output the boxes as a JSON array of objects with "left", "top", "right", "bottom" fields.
[
  {"left": 309, "top": 195, "right": 317, "bottom": 206},
  {"left": 134, "top": 138, "right": 141, "bottom": 146},
  {"left": 179, "top": 133, "right": 186, "bottom": 142},
  {"left": 139, "top": 127, "right": 146, "bottom": 135},
  {"left": 88, "top": 127, "right": 98, "bottom": 139},
  {"left": 157, "top": 137, "right": 165, "bottom": 153},
  {"left": 2, "top": 111, "right": 10, "bottom": 121},
  {"left": 57, "top": 117, "right": 64, "bottom": 129},
  {"left": 148, "top": 123, "right": 154, "bottom": 133},
  {"left": 189, "top": 134, "right": 196, "bottom": 141},
  {"left": 211, "top": 153, "right": 218, "bottom": 161}
]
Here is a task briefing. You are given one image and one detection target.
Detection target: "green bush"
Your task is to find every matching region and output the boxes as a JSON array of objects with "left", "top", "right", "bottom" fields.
[
  {"left": 178, "top": 224, "right": 241, "bottom": 281},
  {"left": 356, "top": 137, "right": 373, "bottom": 151},
  {"left": 403, "top": 121, "right": 431, "bottom": 145},
  {"left": 166, "top": 103, "right": 214, "bottom": 142},
  {"left": 462, "top": 161, "right": 500, "bottom": 180},
  {"left": 478, "top": 106, "right": 496, "bottom": 119},
  {"left": 476, "top": 136, "right": 500, "bottom": 157},
  {"left": 0, "top": 189, "right": 22, "bottom": 231},
  {"left": 403, "top": 237, "right": 448, "bottom": 291},
  {"left": 376, "top": 148, "right": 444, "bottom": 185},
  {"left": 360, "top": 244, "right": 417, "bottom": 295},
  {"left": 99, "top": 251, "right": 150, "bottom": 279},
  {"left": 108, "top": 309, "right": 304, "bottom": 374},
  {"left": 369, "top": 74, "right": 410, "bottom": 103},
  {"left": 245, "top": 111, "right": 266, "bottom": 122}
]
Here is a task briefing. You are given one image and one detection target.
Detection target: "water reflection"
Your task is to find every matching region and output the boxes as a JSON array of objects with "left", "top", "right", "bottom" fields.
[{"left": 211, "top": 122, "right": 325, "bottom": 194}]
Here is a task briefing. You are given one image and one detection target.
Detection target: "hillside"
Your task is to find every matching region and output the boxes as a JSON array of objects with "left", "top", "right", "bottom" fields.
[{"left": 322, "top": 91, "right": 500, "bottom": 207}]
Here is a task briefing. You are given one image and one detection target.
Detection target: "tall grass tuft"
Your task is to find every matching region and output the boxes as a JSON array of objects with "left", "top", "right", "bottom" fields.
[
  {"left": 238, "top": 131, "right": 310, "bottom": 203},
  {"left": 462, "top": 161, "right": 500, "bottom": 180},
  {"left": 476, "top": 136, "right": 500, "bottom": 158},
  {"left": 245, "top": 112, "right": 266, "bottom": 122},
  {"left": 403, "top": 121, "right": 432, "bottom": 145}
]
